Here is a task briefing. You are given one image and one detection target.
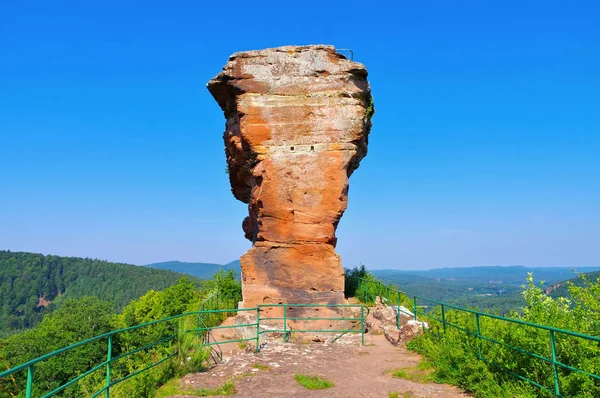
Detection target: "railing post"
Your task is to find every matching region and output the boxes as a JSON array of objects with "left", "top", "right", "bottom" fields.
[
  {"left": 370, "top": 281, "right": 375, "bottom": 303},
  {"left": 441, "top": 304, "right": 446, "bottom": 334},
  {"left": 25, "top": 365, "right": 34, "bottom": 398},
  {"left": 475, "top": 313, "right": 482, "bottom": 359},
  {"left": 413, "top": 297, "right": 417, "bottom": 321},
  {"left": 255, "top": 307, "right": 261, "bottom": 353},
  {"left": 397, "top": 294, "right": 401, "bottom": 329},
  {"left": 361, "top": 306, "right": 365, "bottom": 346},
  {"left": 549, "top": 330, "right": 561, "bottom": 396},
  {"left": 283, "top": 305, "right": 288, "bottom": 343},
  {"left": 105, "top": 334, "right": 112, "bottom": 397}
]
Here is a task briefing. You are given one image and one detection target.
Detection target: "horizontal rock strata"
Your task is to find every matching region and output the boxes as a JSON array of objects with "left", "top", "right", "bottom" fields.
[{"left": 208, "top": 45, "right": 373, "bottom": 319}]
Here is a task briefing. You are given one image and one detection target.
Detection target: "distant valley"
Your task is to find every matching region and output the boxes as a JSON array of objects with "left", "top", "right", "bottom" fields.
[
  {"left": 371, "top": 265, "right": 600, "bottom": 314},
  {"left": 372, "top": 265, "right": 600, "bottom": 285},
  {"left": 145, "top": 260, "right": 600, "bottom": 315},
  {"left": 3, "top": 249, "right": 598, "bottom": 336}
]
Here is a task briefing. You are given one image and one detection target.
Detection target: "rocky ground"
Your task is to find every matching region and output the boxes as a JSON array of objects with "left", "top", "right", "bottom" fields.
[{"left": 165, "top": 316, "right": 468, "bottom": 398}]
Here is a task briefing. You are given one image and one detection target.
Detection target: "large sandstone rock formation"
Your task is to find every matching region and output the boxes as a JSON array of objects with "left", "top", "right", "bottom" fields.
[{"left": 208, "top": 45, "right": 373, "bottom": 313}]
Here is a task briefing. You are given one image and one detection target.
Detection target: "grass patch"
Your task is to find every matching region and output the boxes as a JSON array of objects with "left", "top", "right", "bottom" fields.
[
  {"left": 154, "top": 379, "right": 236, "bottom": 397},
  {"left": 388, "top": 361, "right": 435, "bottom": 383},
  {"left": 294, "top": 374, "right": 334, "bottom": 390},
  {"left": 388, "top": 392, "right": 416, "bottom": 398},
  {"left": 251, "top": 363, "right": 271, "bottom": 371},
  {"left": 416, "top": 361, "right": 434, "bottom": 371}
]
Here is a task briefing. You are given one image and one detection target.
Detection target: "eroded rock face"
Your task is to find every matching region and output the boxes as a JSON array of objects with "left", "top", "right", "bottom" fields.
[{"left": 208, "top": 45, "right": 373, "bottom": 310}]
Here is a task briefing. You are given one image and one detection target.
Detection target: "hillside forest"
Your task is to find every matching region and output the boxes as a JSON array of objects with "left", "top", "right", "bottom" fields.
[
  {"left": 0, "top": 251, "right": 202, "bottom": 337},
  {"left": 1, "top": 252, "right": 599, "bottom": 397}
]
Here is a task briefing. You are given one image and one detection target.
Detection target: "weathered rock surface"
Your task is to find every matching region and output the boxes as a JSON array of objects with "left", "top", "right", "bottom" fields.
[
  {"left": 208, "top": 45, "right": 373, "bottom": 312},
  {"left": 369, "top": 297, "right": 427, "bottom": 346}
]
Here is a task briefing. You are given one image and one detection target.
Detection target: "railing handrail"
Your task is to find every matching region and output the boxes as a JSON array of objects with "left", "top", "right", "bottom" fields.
[
  {"left": 1, "top": 295, "right": 368, "bottom": 397},
  {"left": 12, "top": 276, "right": 598, "bottom": 398},
  {"left": 349, "top": 275, "right": 600, "bottom": 397},
  {"left": 0, "top": 309, "right": 203, "bottom": 379},
  {"left": 258, "top": 303, "right": 369, "bottom": 308},
  {"left": 348, "top": 276, "right": 600, "bottom": 342},
  {"left": 198, "top": 302, "right": 370, "bottom": 348}
]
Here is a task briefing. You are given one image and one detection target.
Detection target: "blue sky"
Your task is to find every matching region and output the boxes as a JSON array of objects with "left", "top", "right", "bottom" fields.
[{"left": 1, "top": 1, "right": 598, "bottom": 269}]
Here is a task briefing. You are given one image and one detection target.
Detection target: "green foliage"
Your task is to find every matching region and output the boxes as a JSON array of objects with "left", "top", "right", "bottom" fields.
[
  {"left": 548, "top": 270, "right": 600, "bottom": 300},
  {"left": 373, "top": 266, "right": 600, "bottom": 315},
  {"left": 100, "top": 278, "right": 206, "bottom": 397},
  {"left": 0, "top": 297, "right": 115, "bottom": 397},
  {"left": 407, "top": 273, "right": 600, "bottom": 397},
  {"left": 0, "top": 271, "right": 241, "bottom": 398},
  {"left": 294, "top": 374, "right": 334, "bottom": 390},
  {"left": 365, "top": 95, "right": 375, "bottom": 120},
  {"left": 389, "top": 361, "right": 435, "bottom": 383},
  {"left": 154, "top": 379, "right": 236, "bottom": 397},
  {"left": 0, "top": 250, "right": 202, "bottom": 337},
  {"left": 374, "top": 271, "right": 524, "bottom": 315},
  {"left": 568, "top": 273, "right": 600, "bottom": 315},
  {"left": 344, "top": 264, "right": 369, "bottom": 298},
  {"left": 349, "top": 270, "right": 413, "bottom": 310},
  {"left": 200, "top": 270, "right": 240, "bottom": 302}
]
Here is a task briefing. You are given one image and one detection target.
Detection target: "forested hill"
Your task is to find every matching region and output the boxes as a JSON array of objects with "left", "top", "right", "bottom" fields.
[
  {"left": 0, "top": 250, "right": 202, "bottom": 335},
  {"left": 548, "top": 270, "right": 600, "bottom": 299}
]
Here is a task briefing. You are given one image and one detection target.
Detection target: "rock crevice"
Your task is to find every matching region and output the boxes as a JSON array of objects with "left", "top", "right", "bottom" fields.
[{"left": 208, "top": 45, "right": 373, "bottom": 309}]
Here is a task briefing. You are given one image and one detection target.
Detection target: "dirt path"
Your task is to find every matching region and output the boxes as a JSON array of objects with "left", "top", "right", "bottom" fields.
[{"left": 170, "top": 320, "right": 468, "bottom": 398}]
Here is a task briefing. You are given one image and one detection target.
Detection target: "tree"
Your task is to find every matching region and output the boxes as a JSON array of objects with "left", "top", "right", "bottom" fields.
[{"left": 1, "top": 297, "right": 115, "bottom": 397}]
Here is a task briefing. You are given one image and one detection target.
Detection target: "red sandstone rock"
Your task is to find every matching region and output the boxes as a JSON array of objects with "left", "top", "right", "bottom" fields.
[{"left": 208, "top": 45, "right": 373, "bottom": 311}]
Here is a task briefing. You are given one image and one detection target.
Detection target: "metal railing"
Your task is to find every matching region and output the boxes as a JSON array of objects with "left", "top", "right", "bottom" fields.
[
  {"left": 192, "top": 303, "right": 369, "bottom": 353},
  {"left": 351, "top": 276, "right": 600, "bottom": 397},
  {"left": 0, "top": 295, "right": 368, "bottom": 397},
  {"left": 258, "top": 303, "right": 368, "bottom": 345},
  {"left": 0, "top": 311, "right": 195, "bottom": 398},
  {"left": 335, "top": 48, "right": 354, "bottom": 61},
  {"left": 195, "top": 292, "right": 242, "bottom": 364}
]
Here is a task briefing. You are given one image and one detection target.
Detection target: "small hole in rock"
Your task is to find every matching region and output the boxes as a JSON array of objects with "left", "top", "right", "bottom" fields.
[
  {"left": 290, "top": 146, "right": 295, "bottom": 151},
  {"left": 310, "top": 145, "right": 314, "bottom": 151}
]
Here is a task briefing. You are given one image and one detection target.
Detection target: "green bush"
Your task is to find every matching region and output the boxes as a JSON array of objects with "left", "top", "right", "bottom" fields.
[
  {"left": 408, "top": 273, "right": 600, "bottom": 397},
  {"left": 0, "top": 272, "right": 242, "bottom": 398}
]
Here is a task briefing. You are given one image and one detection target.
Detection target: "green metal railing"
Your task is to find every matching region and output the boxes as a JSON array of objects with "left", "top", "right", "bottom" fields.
[
  {"left": 258, "top": 303, "right": 368, "bottom": 345},
  {"left": 11, "top": 275, "right": 597, "bottom": 397},
  {"left": 195, "top": 292, "right": 242, "bottom": 364},
  {"left": 191, "top": 303, "right": 369, "bottom": 353},
  {"left": 352, "top": 276, "right": 600, "bottom": 397},
  {"left": 0, "top": 311, "right": 196, "bottom": 398},
  {"left": 0, "top": 294, "right": 367, "bottom": 397},
  {"left": 191, "top": 307, "right": 260, "bottom": 355}
]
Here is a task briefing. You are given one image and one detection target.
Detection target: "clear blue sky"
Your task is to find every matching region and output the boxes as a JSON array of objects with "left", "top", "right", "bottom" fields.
[{"left": 1, "top": 1, "right": 598, "bottom": 269}]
